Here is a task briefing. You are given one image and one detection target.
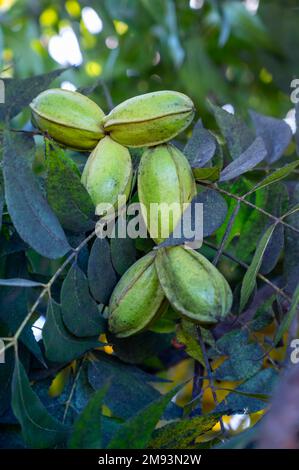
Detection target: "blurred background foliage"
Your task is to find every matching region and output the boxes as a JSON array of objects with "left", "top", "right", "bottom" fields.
[
  {"left": 0, "top": 0, "right": 299, "bottom": 444},
  {"left": 1, "top": 0, "right": 298, "bottom": 125}
]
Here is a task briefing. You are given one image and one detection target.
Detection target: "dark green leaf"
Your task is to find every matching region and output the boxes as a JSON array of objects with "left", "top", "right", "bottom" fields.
[
  {"left": 110, "top": 229, "right": 137, "bottom": 276},
  {"left": 176, "top": 320, "right": 204, "bottom": 365},
  {"left": 61, "top": 263, "right": 104, "bottom": 337},
  {"left": 219, "top": 137, "right": 267, "bottom": 182},
  {"left": 250, "top": 161, "right": 299, "bottom": 193},
  {"left": 3, "top": 132, "right": 70, "bottom": 259},
  {"left": 198, "top": 188, "right": 228, "bottom": 238},
  {"left": 107, "top": 330, "right": 172, "bottom": 365},
  {"left": 216, "top": 369, "right": 277, "bottom": 414},
  {"left": 108, "top": 387, "right": 178, "bottom": 449},
  {"left": 43, "top": 299, "right": 99, "bottom": 363},
  {"left": 260, "top": 224, "right": 284, "bottom": 275},
  {"left": 210, "top": 103, "right": 255, "bottom": 160},
  {"left": 193, "top": 166, "right": 220, "bottom": 182},
  {"left": 239, "top": 224, "right": 276, "bottom": 312},
  {"left": 148, "top": 414, "right": 220, "bottom": 449},
  {"left": 88, "top": 353, "right": 161, "bottom": 420},
  {"left": 68, "top": 384, "right": 108, "bottom": 449},
  {"left": 212, "top": 330, "right": 263, "bottom": 381},
  {"left": 87, "top": 238, "right": 117, "bottom": 304},
  {"left": 250, "top": 110, "right": 292, "bottom": 163},
  {"left": 46, "top": 146, "right": 95, "bottom": 233},
  {"left": 184, "top": 119, "right": 216, "bottom": 168},
  {"left": 11, "top": 360, "right": 69, "bottom": 448}
]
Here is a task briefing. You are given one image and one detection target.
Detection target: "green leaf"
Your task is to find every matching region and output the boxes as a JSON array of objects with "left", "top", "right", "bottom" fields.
[
  {"left": 216, "top": 368, "right": 277, "bottom": 414},
  {"left": 193, "top": 166, "right": 220, "bottom": 182},
  {"left": 88, "top": 353, "right": 162, "bottom": 420},
  {"left": 68, "top": 384, "right": 109, "bottom": 449},
  {"left": 3, "top": 132, "right": 70, "bottom": 259},
  {"left": 45, "top": 145, "right": 95, "bottom": 233},
  {"left": 250, "top": 161, "right": 299, "bottom": 193},
  {"left": 148, "top": 414, "right": 220, "bottom": 449},
  {"left": 239, "top": 224, "right": 276, "bottom": 312},
  {"left": 110, "top": 227, "right": 137, "bottom": 276},
  {"left": 108, "top": 387, "right": 178, "bottom": 449},
  {"left": 212, "top": 330, "right": 262, "bottom": 381},
  {"left": 235, "top": 183, "right": 288, "bottom": 263},
  {"left": 0, "top": 68, "right": 67, "bottom": 121},
  {"left": 107, "top": 330, "right": 172, "bottom": 365},
  {"left": 61, "top": 263, "right": 104, "bottom": 337},
  {"left": 184, "top": 119, "right": 216, "bottom": 168},
  {"left": 209, "top": 103, "right": 255, "bottom": 160},
  {"left": 219, "top": 137, "right": 267, "bottom": 182},
  {"left": 0, "top": 278, "right": 44, "bottom": 287},
  {"left": 11, "top": 360, "right": 69, "bottom": 448},
  {"left": 87, "top": 238, "right": 117, "bottom": 305},
  {"left": 43, "top": 299, "right": 99, "bottom": 363},
  {"left": 249, "top": 110, "right": 292, "bottom": 163},
  {"left": 274, "top": 284, "right": 299, "bottom": 346},
  {"left": 176, "top": 320, "right": 204, "bottom": 365}
]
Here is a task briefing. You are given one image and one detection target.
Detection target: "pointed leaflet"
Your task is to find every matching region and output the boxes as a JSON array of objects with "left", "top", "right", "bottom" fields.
[
  {"left": 88, "top": 353, "right": 161, "bottom": 420},
  {"left": 3, "top": 132, "right": 70, "bottom": 259},
  {"left": 250, "top": 110, "right": 292, "bottom": 163},
  {"left": 250, "top": 161, "right": 299, "bottom": 194},
  {"left": 148, "top": 414, "right": 219, "bottom": 449},
  {"left": 210, "top": 103, "right": 255, "bottom": 160},
  {"left": 184, "top": 119, "right": 216, "bottom": 168},
  {"left": 219, "top": 137, "right": 267, "bottom": 182},
  {"left": 212, "top": 330, "right": 262, "bottom": 381},
  {"left": 45, "top": 146, "right": 95, "bottom": 233},
  {"left": 68, "top": 385, "right": 109, "bottom": 449},
  {"left": 260, "top": 223, "right": 284, "bottom": 275},
  {"left": 239, "top": 224, "right": 276, "bottom": 312},
  {"left": 61, "top": 263, "right": 104, "bottom": 337},
  {"left": 88, "top": 238, "right": 118, "bottom": 304},
  {"left": 108, "top": 387, "right": 178, "bottom": 449},
  {"left": 193, "top": 166, "right": 220, "bottom": 183},
  {"left": 43, "top": 299, "right": 100, "bottom": 363},
  {"left": 216, "top": 368, "right": 277, "bottom": 415},
  {"left": 110, "top": 222, "right": 137, "bottom": 275},
  {"left": 11, "top": 359, "right": 69, "bottom": 448},
  {"left": 0, "top": 68, "right": 68, "bottom": 121},
  {"left": 0, "top": 279, "right": 44, "bottom": 287}
]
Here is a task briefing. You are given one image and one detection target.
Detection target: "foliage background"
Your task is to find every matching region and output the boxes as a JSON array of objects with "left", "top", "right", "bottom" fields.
[{"left": 0, "top": 0, "right": 299, "bottom": 449}]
